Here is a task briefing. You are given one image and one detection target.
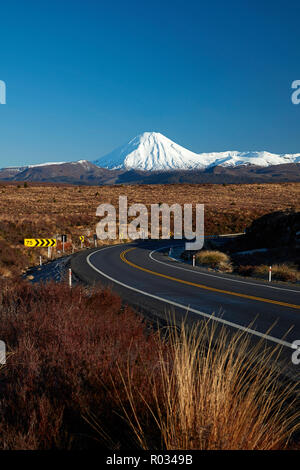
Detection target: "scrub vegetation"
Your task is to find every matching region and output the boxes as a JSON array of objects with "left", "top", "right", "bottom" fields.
[
  {"left": 0, "top": 181, "right": 299, "bottom": 277},
  {"left": 0, "top": 278, "right": 299, "bottom": 450}
]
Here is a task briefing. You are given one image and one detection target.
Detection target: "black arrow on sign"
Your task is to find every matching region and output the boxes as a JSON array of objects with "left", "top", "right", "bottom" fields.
[{"left": 35, "top": 239, "right": 57, "bottom": 247}]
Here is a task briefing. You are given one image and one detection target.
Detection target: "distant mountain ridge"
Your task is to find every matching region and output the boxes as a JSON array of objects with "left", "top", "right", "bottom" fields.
[
  {"left": 92, "top": 132, "right": 300, "bottom": 171},
  {"left": 0, "top": 161, "right": 300, "bottom": 185},
  {"left": 1, "top": 132, "right": 300, "bottom": 185},
  {"left": 0, "top": 161, "right": 121, "bottom": 185}
]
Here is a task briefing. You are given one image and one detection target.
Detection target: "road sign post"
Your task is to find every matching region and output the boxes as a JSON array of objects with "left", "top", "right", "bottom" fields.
[{"left": 79, "top": 235, "right": 84, "bottom": 249}]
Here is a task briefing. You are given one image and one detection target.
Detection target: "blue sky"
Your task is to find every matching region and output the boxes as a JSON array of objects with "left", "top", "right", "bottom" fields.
[{"left": 0, "top": 0, "right": 299, "bottom": 166}]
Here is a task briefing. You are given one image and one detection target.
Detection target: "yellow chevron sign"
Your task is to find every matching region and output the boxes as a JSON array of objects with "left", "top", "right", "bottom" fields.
[{"left": 24, "top": 239, "right": 57, "bottom": 248}]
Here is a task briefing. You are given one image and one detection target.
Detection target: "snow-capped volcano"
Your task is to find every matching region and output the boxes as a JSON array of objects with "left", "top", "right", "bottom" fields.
[
  {"left": 93, "top": 132, "right": 203, "bottom": 171},
  {"left": 93, "top": 132, "right": 300, "bottom": 171}
]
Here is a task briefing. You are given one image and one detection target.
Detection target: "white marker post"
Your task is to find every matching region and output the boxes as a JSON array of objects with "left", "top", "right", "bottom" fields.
[
  {"left": 269, "top": 266, "right": 272, "bottom": 282},
  {"left": 192, "top": 255, "right": 195, "bottom": 267},
  {"left": 39, "top": 255, "right": 42, "bottom": 266},
  {"left": 69, "top": 268, "right": 72, "bottom": 288}
]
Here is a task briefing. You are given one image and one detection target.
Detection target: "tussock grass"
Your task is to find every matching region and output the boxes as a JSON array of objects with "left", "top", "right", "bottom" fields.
[
  {"left": 196, "top": 250, "right": 233, "bottom": 272},
  {"left": 1, "top": 278, "right": 299, "bottom": 449},
  {"left": 116, "top": 320, "right": 300, "bottom": 450},
  {"left": 238, "top": 263, "right": 300, "bottom": 283},
  {"left": 253, "top": 264, "right": 300, "bottom": 283}
]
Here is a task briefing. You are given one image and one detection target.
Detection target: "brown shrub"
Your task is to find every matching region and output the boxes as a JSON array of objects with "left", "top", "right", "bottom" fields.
[
  {"left": 253, "top": 264, "right": 300, "bottom": 283},
  {"left": 236, "top": 265, "right": 255, "bottom": 276},
  {"left": 0, "top": 279, "right": 163, "bottom": 449},
  {"left": 196, "top": 250, "right": 233, "bottom": 272},
  {"left": 0, "top": 279, "right": 299, "bottom": 450}
]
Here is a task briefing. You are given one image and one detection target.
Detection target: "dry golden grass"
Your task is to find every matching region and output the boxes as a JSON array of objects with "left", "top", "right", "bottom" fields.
[
  {"left": 116, "top": 319, "right": 300, "bottom": 450},
  {"left": 0, "top": 181, "right": 299, "bottom": 275},
  {"left": 1, "top": 181, "right": 299, "bottom": 230},
  {"left": 253, "top": 264, "right": 300, "bottom": 283},
  {"left": 195, "top": 250, "right": 233, "bottom": 272}
]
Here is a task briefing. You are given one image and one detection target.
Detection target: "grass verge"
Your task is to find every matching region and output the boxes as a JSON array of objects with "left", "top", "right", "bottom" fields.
[
  {"left": 115, "top": 319, "right": 300, "bottom": 450},
  {"left": 0, "top": 279, "right": 299, "bottom": 449},
  {"left": 195, "top": 250, "right": 233, "bottom": 272}
]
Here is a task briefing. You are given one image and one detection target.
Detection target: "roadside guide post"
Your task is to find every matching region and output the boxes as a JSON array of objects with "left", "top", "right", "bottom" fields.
[
  {"left": 192, "top": 254, "right": 195, "bottom": 267},
  {"left": 24, "top": 239, "right": 57, "bottom": 266},
  {"left": 93, "top": 234, "right": 97, "bottom": 248},
  {"left": 269, "top": 266, "right": 272, "bottom": 282},
  {"left": 69, "top": 268, "right": 72, "bottom": 288}
]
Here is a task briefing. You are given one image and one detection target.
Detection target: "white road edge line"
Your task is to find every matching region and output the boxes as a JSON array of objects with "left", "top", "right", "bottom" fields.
[
  {"left": 86, "top": 246, "right": 294, "bottom": 350},
  {"left": 149, "top": 245, "right": 300, "bottom": 294}
]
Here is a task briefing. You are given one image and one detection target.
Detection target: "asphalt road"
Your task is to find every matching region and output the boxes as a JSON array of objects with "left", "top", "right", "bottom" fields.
[{"left": 71, "top": 240, "right": 300, "bottom": 379}]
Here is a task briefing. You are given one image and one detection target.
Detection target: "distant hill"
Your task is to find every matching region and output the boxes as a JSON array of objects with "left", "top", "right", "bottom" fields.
[
  {"left": 2, "top": 131, "right": 300, "bottom": 184},
  {"left": 0, "top": 161, "right": 122, "bottom": 185},
  {"left": 1, "top": 161, "right": 300, "bottom": 185}
]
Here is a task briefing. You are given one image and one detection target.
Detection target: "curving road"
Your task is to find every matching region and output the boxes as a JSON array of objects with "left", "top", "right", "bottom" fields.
[{"left": 71, "top": 240, "right": 300, "bottom": 376}]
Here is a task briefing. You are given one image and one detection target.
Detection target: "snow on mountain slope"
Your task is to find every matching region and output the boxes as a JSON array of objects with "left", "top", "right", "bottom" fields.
[
  {"left": 93, "top": 132, "right": 204, "bottom": 171},
  {"left": 93, "top": 132, "right": 300, "bottom": 171},
  {"left": 2, "top": 160, "right": 92, "bottom": 171},
  {"left": 28, "top": 161, "right": 66, "bottom": 168}
]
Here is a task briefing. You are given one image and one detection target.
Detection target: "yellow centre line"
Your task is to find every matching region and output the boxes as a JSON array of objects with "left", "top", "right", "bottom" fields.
[{"left": 120, "top": 248, "right": 300, "bottom": 310}]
